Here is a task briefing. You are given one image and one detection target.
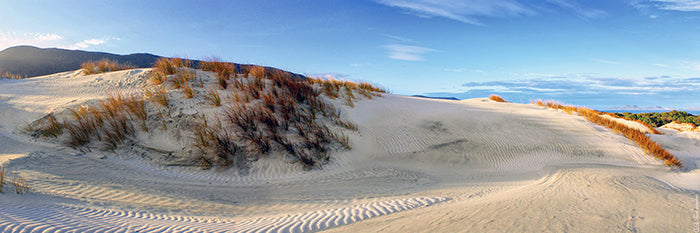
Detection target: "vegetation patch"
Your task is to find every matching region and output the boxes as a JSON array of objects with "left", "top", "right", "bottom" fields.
[
  {"left": 0, "top": 70, "right": 26, "bottom": 80},
  {"left": 531, "top": 99, "right": 681, "bottom": 167},
  {"left": 489, "top": 95, "right": 507, "bottom": 103},
  {"left": 611, "top": 111, "right": 700, "bottom": 128},
  {"left": 27, "top": 58, "right": 386, "bottom": 171},
  {"left": 0, "top": 164, "right": 30, "bottom": 194},
  {"left": 81, "top": 59, "right": 135, "bottom": 75}
]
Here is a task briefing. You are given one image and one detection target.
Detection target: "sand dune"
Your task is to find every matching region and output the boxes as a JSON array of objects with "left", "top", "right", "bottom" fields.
[{"left": 1, "top": 69, "right": 698, "bottom": 232}]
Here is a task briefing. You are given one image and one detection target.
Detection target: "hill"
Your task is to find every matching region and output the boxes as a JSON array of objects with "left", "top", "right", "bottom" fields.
[
  {"left": 0, "top": 46, "right": 305, "bottom": 80},
  {"left": 0, "top": 46, "right": 160, "bottom": 77}
]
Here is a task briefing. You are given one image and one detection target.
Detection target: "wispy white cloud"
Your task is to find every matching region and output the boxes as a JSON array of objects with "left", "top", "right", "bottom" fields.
[
  {"left": 651, "top": 0, "right": 700, "bottom": 11},
  {"left": 374, "top": 0, "right": 607, "bottom": 24},
  {"left": 591, "top": 58, "right": 620, "bottom": 65},
  {"left": 546, "top": 0, "right": 607, "bottom": 19},
  {"left": 0, "top": 32, "right": 63, "bottom": 50},
  {"left": 427, "top": 74, "right": 700, "bottom": 108},
  {"left": 0, "top": 32, "right": 109, "bottom": 51},
  {"left": 374, "top": 0, "right": 535, "bottom": 25},
  {"left": 383, "top": 44, "right": 436, "bottom": 61},
  {"left": 61, "top": 38, "right": 105, "bottom": 50},
  {"left": 306, "top": 72, "right": 350, "bottom": 80},
  {"left": 383, "top": 34, "right": 417, "bottom": 43},
  {"left": 681, "top": 61, "right": 700, "bottom": 71},
  {"left": 443, "top": 68, "right": 486, "bottom": 73}
]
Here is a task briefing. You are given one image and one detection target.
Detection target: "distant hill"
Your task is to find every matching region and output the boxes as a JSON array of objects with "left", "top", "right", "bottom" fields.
[
  {"left": 0, "top": 46, "right": 161, "bottom": 77},
  {"left": 412, "top": 95, "right": 460, "bottom": 100},
  {"left": 0, "top": 46, "right": 305, "bottom": 80}
]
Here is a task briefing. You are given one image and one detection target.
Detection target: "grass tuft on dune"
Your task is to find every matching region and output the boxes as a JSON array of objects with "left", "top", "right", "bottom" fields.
[
  {"left": 27, "top": 58, "right": 386, "bottom": 171},
  {"left": 531, "top": 99, "right": 681, "bottom": 167}
]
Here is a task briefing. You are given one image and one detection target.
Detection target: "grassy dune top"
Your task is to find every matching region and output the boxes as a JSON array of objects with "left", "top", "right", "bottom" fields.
[
  {"left": 27, "top": 57, "right": 386, "bottom": 171},
  {"left": 531, "top": 99, "right": 682, "bottom": 167}
]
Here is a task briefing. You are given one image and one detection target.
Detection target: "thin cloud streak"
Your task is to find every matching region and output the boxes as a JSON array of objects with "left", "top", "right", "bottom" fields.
[
  {"left": 428, "top": 75, "right": 700, "bottom": 108},
  {"left": 374, "top": 0, "right": 535, "bottom": 25},
  {"left": 61, "top": 39, "right": 105, "bottom": 50},
  {"left": 591, "top": 58, "right": 620, "bottom": 65},
  {"left": 0, "top": 32, "right": 107, "bottom": 51},
  {"left": 374, "top": 0, "right": 607, "bottom": 24},
  {"left": 383, "top": 44, "right": 435, "bottom": 61},
  {"left": 0, "top": 32, "right": 63, "bottom": 50},
  {"left": 546, "top": 0, "right": 607, "bottom": 19},
  {"left": 652, "top": 0, "right": 700, "bottom": 11}
]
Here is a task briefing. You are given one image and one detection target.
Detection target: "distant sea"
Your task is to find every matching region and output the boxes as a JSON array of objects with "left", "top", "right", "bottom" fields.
[{"left": 599, "top": 110, "right": 700, "bottom": 115}]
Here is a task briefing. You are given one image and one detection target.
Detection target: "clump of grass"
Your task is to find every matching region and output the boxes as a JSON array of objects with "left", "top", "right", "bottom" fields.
[
  {"left": 81, "top": 59, "right": 135, "bottom": 75},
  {"left": 123, "top": 96, "right": 148, "bottom": 130},
  {"left": 204, "top": 87, "right": 222, "bottom": 107},
  {"left": 183, "top": 85, "right": 195, "bottom": 98},
  {"left": 249, "top": 65, "right": 267, "bottom": 78},
  {"left": 26, "top": 113, "right": 62, "bottom": 138},
  {"left": 149, "top": 70, "right": 168, "bottom": 85},
  {"left": 150, "top": 57, "right": 193, "bottom": 85},
  {"left": 153, "top": 57, "right": 179, "bottom": 76},
  {"left": 0, "top": 164, "right": 30, "bottom": 194},
  {"left": 533, "top": 99, "right": 681, "bottom": 167},
  {"left": 489, "top": 94, "right": 507, "bottom": 103},
  {"left": 146, "top": 87, "right": 170, "bottom": 107},
  {"left": 64, "top": 105, "right": 101, "bottom": 149},
  {"left": 0, "top": 164, "right": 4, "bottom": 193},
  {"left": 0, "top": 70, "right": 26, "bottom": 80},
  {"left": 200, "top": 57, "right": 236, "bottom": 89},
  {"left": 308, "top": 77, "right": 387, "bottom": 103}
]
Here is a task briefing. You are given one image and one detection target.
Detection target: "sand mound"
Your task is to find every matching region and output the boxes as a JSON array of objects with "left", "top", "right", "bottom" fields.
[{"left": 1, "top": 69, "right": 698, "bottom": 232}]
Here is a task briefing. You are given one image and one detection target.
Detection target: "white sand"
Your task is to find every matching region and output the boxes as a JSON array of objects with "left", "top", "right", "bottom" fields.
[{"left": 0, "top": 69, "right": 698, "bottom": 232}]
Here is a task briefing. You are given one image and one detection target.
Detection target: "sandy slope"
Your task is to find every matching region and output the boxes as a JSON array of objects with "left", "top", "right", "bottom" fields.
[{"left": 0, "top": 70, "right": 698, "bottom": 232}]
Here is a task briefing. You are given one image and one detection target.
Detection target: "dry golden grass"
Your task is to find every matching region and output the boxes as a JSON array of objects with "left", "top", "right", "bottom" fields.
[
  {"left": 153, "top": 57, "right": 180, "bottom": 75},
  {"left": 183, "top": 85, "right": 195, "bottom": 99},
  {"left": 146, "top": 87, "right": 169, "bottom": 107},
  {"left": 81, "top": 59, "right": 135, "bottom": 75},
  {"left": 0, "top": 164, "right": 4, "bottom": 193},
  {"left": 0, "top": 70, "right": 26, "bottom": 79},
  {"left": 533, "top": 99, "right": 681, "bottom": 167},
  {"left": 489, "top": 94, "right": 507, "bottom": 102},
  {"left": 0, "top": 164, "right": 30, "bottom": 194},
  {"left": 25, "top": 113, "right": 62, "bottom": 138},
  {"left": 307, "top": 77, "right": 386, "bottom": 107},
  {"left": 204, "top": 87, "right": 222, "bottom": 107},
  {"left": 200, "top": 57, "right": 236, "bottom": 90},
  {"left": 249, "top": 65, "right": 267, "bottom": 78},
  {"left": 28, "top": 59, "right": 370, "bottom": 171}
]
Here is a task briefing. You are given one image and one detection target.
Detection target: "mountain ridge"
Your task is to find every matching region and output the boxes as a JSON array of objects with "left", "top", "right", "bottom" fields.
[{"left": 0, "top": 46, "right": 304, "bottom": 80}]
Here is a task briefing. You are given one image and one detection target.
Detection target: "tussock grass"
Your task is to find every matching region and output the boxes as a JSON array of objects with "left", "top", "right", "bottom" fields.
[
  {"left": 146, "top": 87, "right": 170, "bottom": 107},
  {"left": 183, "top": 85, "right": 195, "bottom": 98},
  {"left": 64, "top": 105, "right": 100, "bottom": 148},
  {"left": 25, "top": 113, "right": 62, "bottom": 138},
  {"left": 532, "top": 99, "right": 681, "bottom": 167},
  {"left": 189, "top": 68, "right": 370, "bottom": 170},
  {"left": 489, "top": 94, "right": 507, "bottom": 103},
  {"left": 153, "top": 58, "right": 179, "bottom": 75},
  {"left": 0, "top": 164, "right": 30, "bottom": 194},
  {"left": 200, "top": 57, "right": 236, "bottom": 89},
  {"left": 81, "top": 59, "right": 135, "bottom": 75},
  {"left": 150, "top": 57, "right": 193, "bottom": 85},
  {"left": 29, "top": 94, "right": 146, "bottom": 150},
  {"left": 204, "top": 87, "right": 222, "bottom": 107},
  {"left": 0, "top": 70, "right": 26, "bottom": 80},
  {"left": 307, "top": 77, "right": 387, "bottom": 107},
  {"left": 29, "top": 59, "right": 373, "bottom": 171}
]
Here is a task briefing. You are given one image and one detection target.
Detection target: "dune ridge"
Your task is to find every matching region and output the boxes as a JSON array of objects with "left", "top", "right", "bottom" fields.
[{"left": 1, "top": 68, "right": 698, "bottom": 232}]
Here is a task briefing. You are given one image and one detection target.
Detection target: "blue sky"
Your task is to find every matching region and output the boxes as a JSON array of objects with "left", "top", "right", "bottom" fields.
[{"left": 1, "top": 0, "right": 699, "bottom": 109}]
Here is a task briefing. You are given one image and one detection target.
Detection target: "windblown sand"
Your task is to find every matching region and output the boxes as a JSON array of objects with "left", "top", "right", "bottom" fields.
[{"left": 0, "top": 70, "right": 698, "bottom": 232}]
